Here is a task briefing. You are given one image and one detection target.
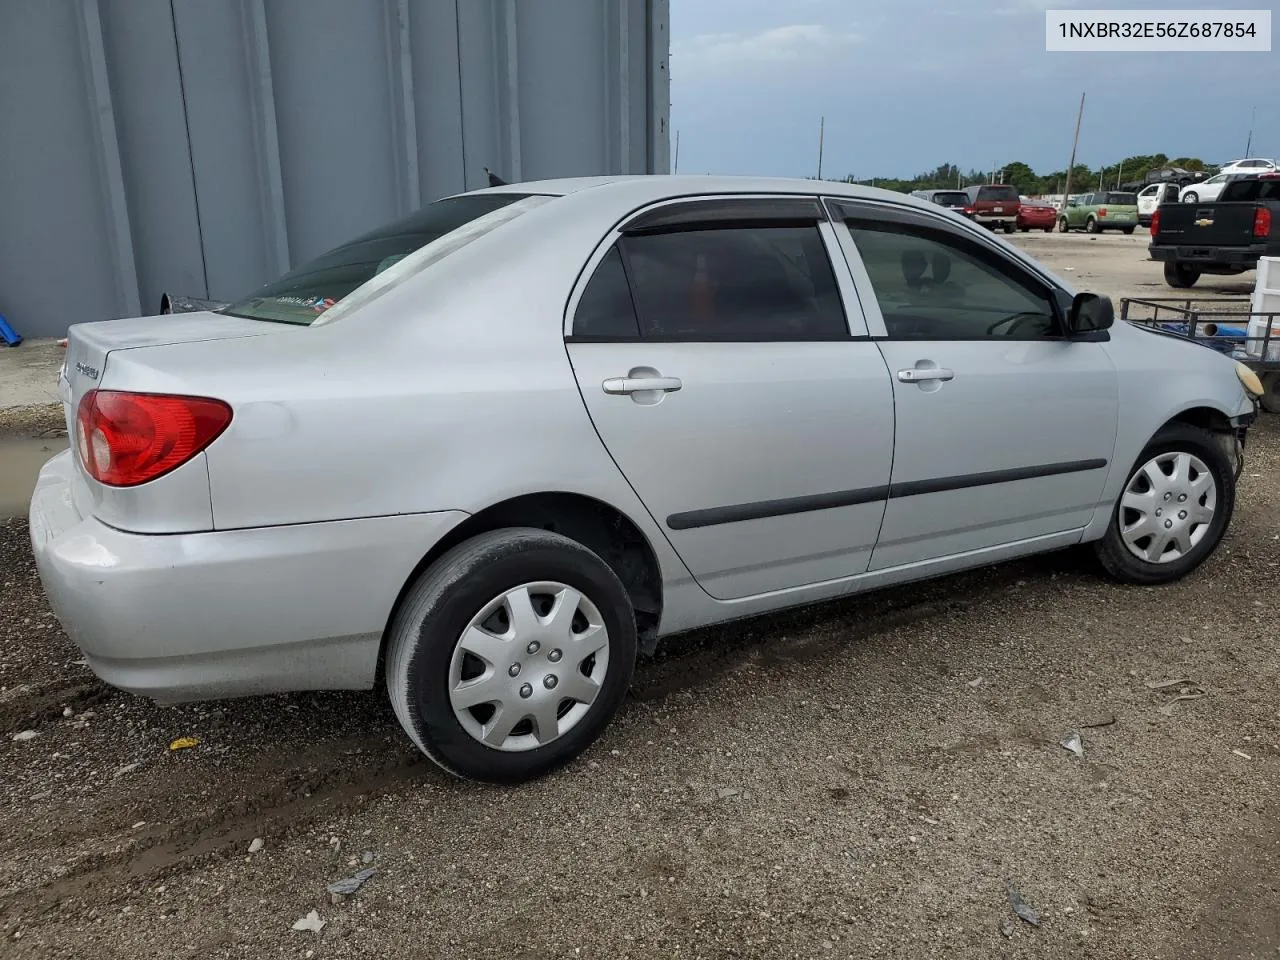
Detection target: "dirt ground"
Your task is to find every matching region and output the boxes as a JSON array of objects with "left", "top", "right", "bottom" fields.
[{"left": 2, "top": 230, "right": 1278, "bottom": 959}]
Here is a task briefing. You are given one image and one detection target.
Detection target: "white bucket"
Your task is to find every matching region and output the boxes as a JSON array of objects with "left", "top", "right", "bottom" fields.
[{"left": 1247, "top": 257, "right": 1280, "bottom": 360}]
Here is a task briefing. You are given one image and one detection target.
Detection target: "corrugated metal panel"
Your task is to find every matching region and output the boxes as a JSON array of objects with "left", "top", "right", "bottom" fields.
[{"left": 0, "top": 0, "right": 669, "bottom": 338}]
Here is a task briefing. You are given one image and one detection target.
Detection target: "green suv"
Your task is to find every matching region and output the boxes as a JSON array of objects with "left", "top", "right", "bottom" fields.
[{"left": 1058, "top": 191, "right": 1140, "bottom": 234}]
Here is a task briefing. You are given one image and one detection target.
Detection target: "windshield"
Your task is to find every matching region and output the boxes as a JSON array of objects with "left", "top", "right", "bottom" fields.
[
  {"left": 976, "top": 185, "right": 1019, "bottom": 202},
  {"left": 1098, "top": 192, "right": 1137, "bottom": 205},
  {"left": 932, "top": 192, "right": 968, "bottom": 205},
  {"left": 221, "top": 193, "right": 548, "bottom": 325}
]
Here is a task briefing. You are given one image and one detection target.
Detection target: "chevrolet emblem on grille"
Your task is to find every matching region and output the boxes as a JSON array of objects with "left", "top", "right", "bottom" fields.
[{"left": 1194, "top": 218, "right": 1214, "bottom": 227}]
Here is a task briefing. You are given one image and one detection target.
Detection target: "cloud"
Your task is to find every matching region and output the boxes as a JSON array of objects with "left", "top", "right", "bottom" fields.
[{"left": 673, "top": 24, "right": 860, "bottom": 67}]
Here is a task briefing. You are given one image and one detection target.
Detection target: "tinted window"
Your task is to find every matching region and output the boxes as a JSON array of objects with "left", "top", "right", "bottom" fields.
[
  {"left": 619, "top": 225, "right": 847, "bottom": 340},
  {"left": 1098, "top": 192, "right": 1137, "bottom": 205},
  {"left": 573, "top": 247, "right": 640, "bottom": 337},
  {"left": 222, "top": 193, "right": 545, "bottom": 325},
  {"left": 848, "top": 221, "right": 1059, "bottom": 340},
  {"left": 932, "top": 192, "right": 968, "bottom": 206},
  {"left": 1221, "top": 178, "right": 1280, "bottom": 202},
  {"left": 977, "top": 185, "right": 1020, "bottom": 202}
]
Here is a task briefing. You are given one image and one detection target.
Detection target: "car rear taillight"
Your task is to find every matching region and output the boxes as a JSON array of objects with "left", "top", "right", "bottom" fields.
[
  {"left": 1254, "top": 206, "right": 1272, "bottom": 238},
  {"left": 1151, "top": 209, "right": 1161, "bottom": 235},
  {"left": 964, "top": 206, "right": 975, "bottom": 215},
  {"left": 75, "top": 390, "right": 233, "bottom": 487}
]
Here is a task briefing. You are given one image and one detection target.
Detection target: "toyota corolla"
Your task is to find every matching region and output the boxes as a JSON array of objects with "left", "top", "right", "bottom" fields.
[{"left": 30, "top": 176, "right": 1262, "bottom": 783}]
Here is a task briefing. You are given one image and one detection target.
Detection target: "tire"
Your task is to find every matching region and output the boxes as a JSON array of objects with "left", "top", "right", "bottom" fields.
[
  {"left": 1003, "top": 222, "right": 1015, "bottom": 234},
  {"left": 1093, "top": 424, "right": 1235, "bottom": 585},
  {"left": 1044, "top": 226, "right": 1054, "bottom": 233},
  {"left": 1123, "top": 226, "right": 1136, "bottom": 235},
  {"left": 385, "top": 528, "right": 637, "bottom": 784},
  {"left": 1261, "top": 373, "right": 1280, "bottom": 415},
  {"left": 1085, "top": 217, "right": 1100, "bottom": 234},
  {"left": 1019, "top": 226, "right": 1029, "bottom": 233},
  {"left": 1183, "top": 192, "right": 1198, "bottom": 203},
  {"left": 1163, "top": 261, "right": 1200, "bottom": 288},
  {"left": 1058, "top": 217, "right": 1070, "bottom": 233}
]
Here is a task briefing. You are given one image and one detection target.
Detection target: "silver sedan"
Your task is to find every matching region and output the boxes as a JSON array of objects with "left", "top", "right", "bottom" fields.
[{"left": 30, "top": 176, "right": 1263, "bottom": 783}]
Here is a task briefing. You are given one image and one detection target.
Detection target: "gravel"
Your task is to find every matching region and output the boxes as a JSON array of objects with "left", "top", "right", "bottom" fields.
[{"left": 2, "top": 239, "right": 1278, "bottom": 957}]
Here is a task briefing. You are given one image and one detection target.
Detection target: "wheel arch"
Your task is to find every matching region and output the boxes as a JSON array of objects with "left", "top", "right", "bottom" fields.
[{"left": 374, "top": 492, "right": 665, "bottom": 687}]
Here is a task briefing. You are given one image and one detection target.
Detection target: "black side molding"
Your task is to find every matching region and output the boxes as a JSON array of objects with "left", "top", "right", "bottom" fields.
[
  {"left": 667, "top": 486, "right": 890, "bottom": 531},
  {"left": 666, "top": 459, "right": 1108, "bottom": 531}
]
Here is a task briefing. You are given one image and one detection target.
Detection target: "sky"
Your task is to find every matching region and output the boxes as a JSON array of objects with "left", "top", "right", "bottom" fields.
[{"left": 668, "top": 0, "right": 1277, "bottom": 180}]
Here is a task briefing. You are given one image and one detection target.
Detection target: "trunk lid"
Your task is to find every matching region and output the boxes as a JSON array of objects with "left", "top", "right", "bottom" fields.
[
  {"left": 62, "top": 312, "right": 276, "bottom": 421},
  {"left": 1156, "top": 202, "right": 1263, "bottom": 247}
]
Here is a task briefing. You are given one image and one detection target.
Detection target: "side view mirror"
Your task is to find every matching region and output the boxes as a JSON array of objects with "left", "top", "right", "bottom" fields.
[{"left": 1068, "top": 292, "right": 1114, "bottom": 337}]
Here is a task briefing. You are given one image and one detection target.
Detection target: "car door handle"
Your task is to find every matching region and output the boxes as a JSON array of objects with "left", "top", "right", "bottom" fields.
[
  {"left": 602, "top": 376, "right": 683, "bottom": 395},
  {"left": 897, "top": 367, "right": 955, "bottom": 383}
]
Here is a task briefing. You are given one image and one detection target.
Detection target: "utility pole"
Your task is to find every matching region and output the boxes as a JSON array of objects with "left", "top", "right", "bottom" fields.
[
  {"left": 673, "top": 129, "right": 680, "bottom": 174},
  {"left": 1061, "top": 91, "right": 1085, "bottom": 209},
  {"left": 816, "top": 116, "right": 825, "bottom": 180},
  {"left": 1116, "top": 160, "right": 1123, "bottom": 189}
]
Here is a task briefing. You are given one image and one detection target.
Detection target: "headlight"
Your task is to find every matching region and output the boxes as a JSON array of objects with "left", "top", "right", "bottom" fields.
[{"left": 1235, "top": 361, "right": 1264, "bottom": 398}]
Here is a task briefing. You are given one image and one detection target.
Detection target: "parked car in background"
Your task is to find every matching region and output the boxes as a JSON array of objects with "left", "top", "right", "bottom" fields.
[
  {"left": 1217, "top": 158, "right": 1278, "bottom": 177},
  {"left": 910, "top": 189, "right": 973, "bottom": 218},
  {"left": 29, "top": 175, "right": 1260, "bottom": 784},
  {"left": 1137, "top": 183, "right": 1181, "bottom": 226},
  {"left": 1017, "top": 200, "right": 1057, "bottom": 232},
  {"left": 963, "top": 184, "right": 1020, "bottom": 233},
  {"left": 1059, "top": 192, "right": 1140, "bottom": 234},
  {"left": 1180, "top": 173, "right": 1234, "bottom": 204},
  {"left": 1151, "top": 172, "right": 1280, "bottom": 287}
]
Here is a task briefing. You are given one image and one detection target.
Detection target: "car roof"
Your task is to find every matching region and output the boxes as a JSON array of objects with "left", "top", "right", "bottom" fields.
[{"left": 455, "top": 174, "right": 946, "bottom": 213}]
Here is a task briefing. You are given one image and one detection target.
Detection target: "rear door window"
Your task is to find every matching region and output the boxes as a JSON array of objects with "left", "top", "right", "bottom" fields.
[{"left": 615, "top": 224, "right": 849, "bottom": 341}]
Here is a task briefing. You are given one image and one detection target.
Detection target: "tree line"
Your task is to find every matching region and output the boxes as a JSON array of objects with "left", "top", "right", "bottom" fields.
[{"left": 833, "top": 154, "right": 1210, "bottom": 196}]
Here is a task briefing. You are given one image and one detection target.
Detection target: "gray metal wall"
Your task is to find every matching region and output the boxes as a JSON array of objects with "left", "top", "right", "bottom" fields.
[{"left": 0, "top": 0, "right": 670, "bottom": 339}]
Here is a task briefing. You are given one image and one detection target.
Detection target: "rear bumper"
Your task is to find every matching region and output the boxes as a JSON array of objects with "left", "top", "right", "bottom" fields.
[
  {"left": 1149, "top": 242, "right": 1266, "bottom": 269},
  {"left": 972, "top": 213, "right": 1016, "bottom": 226},
  {"left": 29, "top": 450, "right": 467, "bottom": 702}
]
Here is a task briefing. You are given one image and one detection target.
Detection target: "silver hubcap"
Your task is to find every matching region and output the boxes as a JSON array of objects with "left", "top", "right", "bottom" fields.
[
  {"left": 448, "top": 582, "right": 610, "bottom": 752},
  {"left": 1119, "top": 451, "right": 1217, "bottom": 563}
]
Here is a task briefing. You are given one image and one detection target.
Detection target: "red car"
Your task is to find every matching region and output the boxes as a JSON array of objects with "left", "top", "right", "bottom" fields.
[{"left": 1017, "top": 201, "right": 1057, "bottom": 232}]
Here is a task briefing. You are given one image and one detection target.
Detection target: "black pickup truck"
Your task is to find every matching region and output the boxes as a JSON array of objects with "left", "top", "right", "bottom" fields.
[{"left": 1149, "top": 173, "right": 1280, "bottom": 288}]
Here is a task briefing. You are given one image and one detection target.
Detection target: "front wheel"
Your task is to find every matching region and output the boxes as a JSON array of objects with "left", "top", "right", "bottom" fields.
[
  {"left": 1093, "top": 425, "right": 1235, "bottom": 585},
  {"left": 385, "top": 528, "right": 637, "bottom": 784},
  {"left": 1058, "top": 217, "right": 1070, "bottom": 233},
  {"left": 1183, "top": 192, "right": 1199, "bottom": 203},
  {"left": 1164, "top": 261, "right": 1200, "bottom": 288}
]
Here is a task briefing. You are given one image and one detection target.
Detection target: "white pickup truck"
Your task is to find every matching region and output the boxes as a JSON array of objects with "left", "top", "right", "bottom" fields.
[{"left": 1136, "top": 183, "right": 1181, "bottom": 227}]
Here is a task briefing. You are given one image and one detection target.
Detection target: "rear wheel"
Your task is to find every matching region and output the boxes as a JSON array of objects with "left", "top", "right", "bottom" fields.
[
  {"left": 1003, "top": 222, "right": 1015, "bottom": 234},
  {"left": 385, "top": 528, "right": 637, "bottom": 784},
  {"left": 1043, "top": 226, "right": 1054, "bottom": 233},
  {"left": 1085, "top": 216, "right": 1100, "bottom": 234},
  {"left": 1019, "top": 226, "right": 1029, "bottom": 233},
  {"left": 1123, "top": 226, "right": 1136, "bottom": 235},
  {"left": 1163, "top": 261, "right": 1200, "bottom": 288},
  {"left": 1094, "top": 425, "right": 1234, "bottom": 585}
]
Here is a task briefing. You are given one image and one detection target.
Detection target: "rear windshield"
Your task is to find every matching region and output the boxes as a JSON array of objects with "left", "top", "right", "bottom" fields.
[
  {"left": 221, "top": 193, "right": 549, "bottom": 325},
  {"left": 976, "top": 185, "right": 1019, "bottom": 202},
  {"left": 932, "top": 192, "right": 968, "bottom": 205},
  {"left": 1220, "top": 178, "right": 1280, "bottom": 202},
  {"left": 1097, "top": 192, "right": 1137, "bottom": 205}
]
